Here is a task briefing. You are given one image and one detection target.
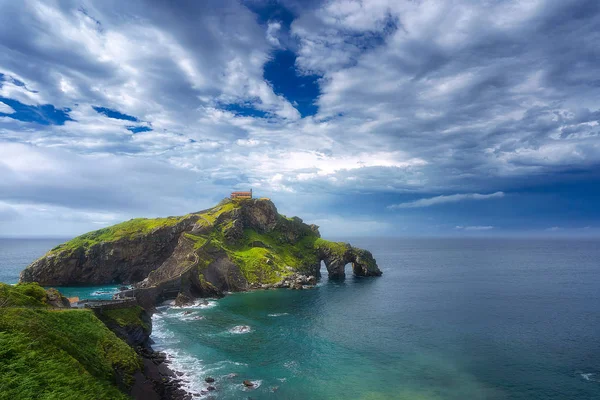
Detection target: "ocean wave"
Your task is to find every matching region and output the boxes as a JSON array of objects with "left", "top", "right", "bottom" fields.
[
  {"left": 160, "top": 349, "right": 207, "bottom": 395},
  {"left": 267, "top": 313, "right": 289, "bottom": 317},
  {"left": 212, "top": 360, "right": 248, "bottom": 368},
  {"left": 151, "top": 315, "right": 212, "bottom": 395},
  {"left": 198, "top": 360, "right": 249, "bottom": 377},
  {"left": 581, "top": 372, "right": 599, "bottom": 382},
  {"left": 174, "top": 300, "right": 218, "bottom": 310},
  {"left": 166, "top": 311, "right": 206, "bottom": 322},
  {"left": 90, "top": 288, "right": 118, "bottom": 296},
  {"left": 151, "top": 314, "right": 177, "bottom": 341},
  {"left": 229, "top": 325, "right": 252, "bottom": 334}
]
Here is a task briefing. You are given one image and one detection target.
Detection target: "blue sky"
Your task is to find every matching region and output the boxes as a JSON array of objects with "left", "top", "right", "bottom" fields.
[{"left": 1, "top": 0, "right": 600, "bottom": 238}]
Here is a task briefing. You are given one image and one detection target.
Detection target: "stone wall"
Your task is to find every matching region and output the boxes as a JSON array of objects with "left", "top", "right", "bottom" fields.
[{"left": 81, "top": 298, "right": 138, "bottom": 311}]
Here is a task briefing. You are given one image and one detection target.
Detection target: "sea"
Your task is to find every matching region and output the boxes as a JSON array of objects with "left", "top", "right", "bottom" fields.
[{"left": 1, "top": 237, "right": 599, "bottom": 399}]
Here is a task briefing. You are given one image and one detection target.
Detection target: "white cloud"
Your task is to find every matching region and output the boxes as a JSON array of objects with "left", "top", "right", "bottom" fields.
[
  {"left": 0, "top": 101, "right": 15, "bottom": 114},
  {"left": 236, "top": 138, "right": 262, "bottom": 147},
  {"left": 0, "top": 1, "right": 599, "bottom": 236},
  {"left": 389, "top": 192, "right": 505, "bottom": 209},
  {"left": 266, "top": 21, "right": 282, "bottom": 47}
]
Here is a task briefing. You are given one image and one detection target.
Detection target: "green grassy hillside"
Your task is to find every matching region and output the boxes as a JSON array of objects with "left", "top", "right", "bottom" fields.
[
  {"left": 49, "top": 215, "right": 189, "bottom": 255},
  {"left": 0, "top": 283, "right": 140, "bottom": 400}
]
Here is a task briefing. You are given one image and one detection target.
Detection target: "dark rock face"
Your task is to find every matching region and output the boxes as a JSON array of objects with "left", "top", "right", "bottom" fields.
[
  {"left": 131, "top": 349, "right": 192, "bottom": 400},
  {"left": 174, "top": 292, "right": 194, "bottom": 307},
  {"left": 21, "top": 198, "right": 382, "bottom": 310},
  {"left": 44, "top": 288, "right": 71, "bottom": 308},
  {"left": 241, "top": 199, "right": 279, "bottom": 232},
  {"left": 318, "top": 245, "right": 382, "bottom": 279},
  {"left": 95, "top": 307, "right": 153, "bottom": 348},
  {"left": 20, "top": 217, "right": 197, "bottom": 286}
]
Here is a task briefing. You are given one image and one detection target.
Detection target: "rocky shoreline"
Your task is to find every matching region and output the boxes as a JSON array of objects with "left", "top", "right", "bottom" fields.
[
  {"left": 248, "top": 272, "right": 318, "bottom": 290},
  {"left": 143, "top": 273, "right": 320, "bottom": 399},
  {"left": 132, "top": 347, "right": 192, "bottom": 400},
  {"left": 92, "top": 305, "right": 193, "bottom": 399}
]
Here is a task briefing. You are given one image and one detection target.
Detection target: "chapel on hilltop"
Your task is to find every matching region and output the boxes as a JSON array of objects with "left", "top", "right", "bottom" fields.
[{"left": 230, "top": 189, "right": 252, "bottom": 199}]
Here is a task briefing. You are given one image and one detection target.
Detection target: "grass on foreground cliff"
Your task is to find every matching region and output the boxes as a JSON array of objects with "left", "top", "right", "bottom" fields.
[
  {"left": 101, "top": 306, "right": 150, "bottom": 331},
  {"left": 0, "top": 282, "right": 49, "bottom": 307},
  {"left": 50, "top": 216, "right": 189, "bottom": 254},
  {"left": 0, "top": 283, "right": 140, "bottom": 400}
]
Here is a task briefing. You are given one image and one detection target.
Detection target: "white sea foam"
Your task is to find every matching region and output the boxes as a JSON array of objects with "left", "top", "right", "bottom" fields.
[
  {"left": 174, "top": 300, "right": 218, "bottom": 310},
  {"left": 152, "top": 299, "right": 254, "bottom": 397},
  {"left": 90, "top": 289, "right": 118, "bottom": 296},
  {"left": 197, "top": 360, "right": 248, "bottom": 378},
  {"left": 160, "top": 349, "right": 207, "bottom": 395},
  {"left": 151, "top": 314, "right": 177, "bottom": 341},
  {"left": 581, "top": 372, "right": 598, "bottom": 382},
  {"left": 166, "top": 311, "right": 206, "bottom": 322},
  {"left": 212, "top": 360, "right": 248, "bottom": 368},
  {"left": 228, "top": 325, "right": 252, "bottom": 334},
  {"left": 267, "top": 313, "right": 289, "bottom": 317},
  {"left": 151, "top": 314, "right": 211, "bottom": 396}
]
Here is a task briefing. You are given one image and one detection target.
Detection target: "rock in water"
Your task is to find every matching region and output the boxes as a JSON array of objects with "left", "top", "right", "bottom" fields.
[
  {"left": 243, "top": 380, "right": 254, "bottom": 387},
  {"left": 20, "top": 198, "right": 382, "bottom": 309},
  {"left": 175, "top": 293, "right": 194, "bottom": 307}
]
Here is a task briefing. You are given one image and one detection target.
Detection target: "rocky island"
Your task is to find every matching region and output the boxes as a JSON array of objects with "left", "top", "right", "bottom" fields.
[
  {"left": 20, "top": 197, "right": 381, "bottom": 308},
  {"left": 8, "top": 197, "right": 381, "bottom": 399}
]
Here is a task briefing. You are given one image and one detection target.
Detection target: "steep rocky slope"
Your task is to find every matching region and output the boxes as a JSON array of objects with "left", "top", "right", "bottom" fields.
[
  {"left": 0, "top": 283, "right": 190, "bottom": 400},
  {"left": 21, "top": 198, "right": 381, "bottom": 308}
]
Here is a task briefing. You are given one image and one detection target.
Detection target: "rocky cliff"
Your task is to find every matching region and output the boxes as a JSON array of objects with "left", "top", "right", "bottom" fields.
[
  {"left": 20, "top": 198, "right": 381, "bottom": 308},
  {"left": 0, "top": 283, "right": 190, "bottom": 400}
]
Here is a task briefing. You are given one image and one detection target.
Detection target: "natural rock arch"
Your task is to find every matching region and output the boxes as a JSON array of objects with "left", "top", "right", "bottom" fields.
[{"left": 317, "top": 244, "right": 382, "bottom": 279}]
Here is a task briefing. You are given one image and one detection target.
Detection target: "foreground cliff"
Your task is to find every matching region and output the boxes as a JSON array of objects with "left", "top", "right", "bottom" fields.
[
  {"left": 0, "top": 282, "right": 190, "bottom": 399},
  {"left": 21, "top": 198, "right": 381, "bottom": 308}
]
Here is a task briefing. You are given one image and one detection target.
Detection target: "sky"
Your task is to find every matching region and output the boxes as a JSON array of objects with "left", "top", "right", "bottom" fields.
[{"left": 1, "top": 0, "right": 600, "bottom": 238}]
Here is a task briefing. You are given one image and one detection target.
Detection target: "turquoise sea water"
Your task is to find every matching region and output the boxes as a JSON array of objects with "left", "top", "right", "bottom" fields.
[{"left": 1, "top": 238, "right": 600, "bottom": 399}]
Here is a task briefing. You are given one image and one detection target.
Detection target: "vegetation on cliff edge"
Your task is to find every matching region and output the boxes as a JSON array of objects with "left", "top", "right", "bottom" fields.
[
  {"left": 101, "top": 306, "right": 150, "bottom": 331},
  {"left": 49, "top": 215, "right": 190, "bottom": 255},
  {"left": 0, "top": 283, "right": 141, "bottom": 400}
]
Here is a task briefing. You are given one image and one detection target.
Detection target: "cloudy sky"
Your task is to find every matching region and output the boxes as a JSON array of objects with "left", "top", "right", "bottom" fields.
[{"left": 1, "top": 0, "right": 600, "bottom": 238}]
